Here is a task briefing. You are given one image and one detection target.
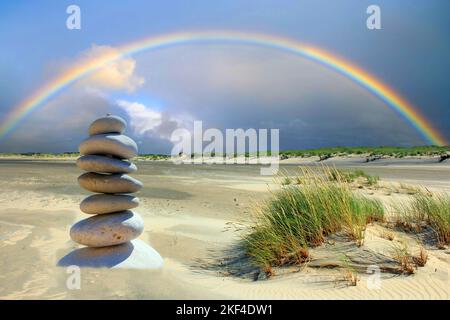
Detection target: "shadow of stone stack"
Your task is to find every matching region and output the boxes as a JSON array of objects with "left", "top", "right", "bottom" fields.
[{"left": 58, "top": 115, "right": 163, "bottom": 269}]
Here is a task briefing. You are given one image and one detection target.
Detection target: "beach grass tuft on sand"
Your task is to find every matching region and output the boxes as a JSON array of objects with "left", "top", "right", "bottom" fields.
[
  {"left": 395, "top": 190, "right": 449, "bottom": 248},
  {"left": 243, "top": 167, "right": 384, "bottom": 273}
]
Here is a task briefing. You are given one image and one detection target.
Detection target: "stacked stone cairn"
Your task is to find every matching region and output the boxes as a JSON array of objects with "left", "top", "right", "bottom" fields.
[{"left": 70, "top": 115, "right": 145, "bottom": 248}]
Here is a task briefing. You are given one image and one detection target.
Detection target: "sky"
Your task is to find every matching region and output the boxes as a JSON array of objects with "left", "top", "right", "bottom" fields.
[{"left": 0, "top": 0, "right": 449, "bottom": 153}]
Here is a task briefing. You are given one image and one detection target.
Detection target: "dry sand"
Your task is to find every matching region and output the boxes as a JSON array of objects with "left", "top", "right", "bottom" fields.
[{"left": 0, "top": 159, "right": 448, "bottom": 299}]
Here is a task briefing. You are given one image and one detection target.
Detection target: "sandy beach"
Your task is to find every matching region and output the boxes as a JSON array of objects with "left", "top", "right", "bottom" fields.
[{"left": 0, "top": 158, "right": 448, "bottom": 299}]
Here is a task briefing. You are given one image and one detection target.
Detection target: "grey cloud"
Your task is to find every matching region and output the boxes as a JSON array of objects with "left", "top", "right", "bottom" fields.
[
  {"left": 0, "top": 89, "right": 112, "bottom": 153},
  {"left": 133, "top": 45, "right": 425, "bottom": 149}
]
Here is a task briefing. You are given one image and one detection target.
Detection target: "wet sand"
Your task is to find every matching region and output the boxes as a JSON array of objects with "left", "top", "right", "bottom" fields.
[{"left": 0, "top": 159, "right": 448, "bottom": 299}]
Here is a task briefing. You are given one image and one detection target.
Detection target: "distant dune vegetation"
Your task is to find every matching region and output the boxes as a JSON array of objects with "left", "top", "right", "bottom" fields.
[
  {"left": 279, "top": 146, "right": 450, "bottom": 160},
  {"left": 0, "top": 146, "right": 449, "bottom": 161}
]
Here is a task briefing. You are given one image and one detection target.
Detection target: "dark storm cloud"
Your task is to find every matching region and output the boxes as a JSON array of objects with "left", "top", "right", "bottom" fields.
[
  {"left": 132, "top": 46, "right": 424, "bottom": 151},
  {"left": 0, "top": 89, "right": 112, "bottom": 153}
]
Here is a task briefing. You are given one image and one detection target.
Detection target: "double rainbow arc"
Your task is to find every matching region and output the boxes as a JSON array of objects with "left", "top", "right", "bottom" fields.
[{"left": 0, "top": 30, "right": 446, "bottom": 145}]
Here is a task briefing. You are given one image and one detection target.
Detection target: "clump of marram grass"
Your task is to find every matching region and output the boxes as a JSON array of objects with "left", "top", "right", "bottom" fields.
[
  {"left": 398, "top": 183, "right": 420, "bottom": 195},
  {"left": 380, "top": 230, "right": 395, "bottom": 241},
  {"left": 243, "top": 167, "right": 384, "bottom": 273},
  {"left": 326, "top": 168, "right": 379, "bottom": 186},
  {"left": 391, "top": 241, "right": 415, "bottom": 274},
  {"left": 281, "top": 176, "right": 292, "bottom": 186},
  {"left": 366, "top": 175, "right": 380, "bottom": 186},
  {"left": 413, "top": 246, "right": 428, "bottom": 267},
  {"left": 391, "top": 242, "right": 429, "bottom": 274},
  {"left": 394, "top": 190, "right": 449, "bottom": 248},
  {"left": 341, "top": 256, "right": 359, "bottom": 286}
]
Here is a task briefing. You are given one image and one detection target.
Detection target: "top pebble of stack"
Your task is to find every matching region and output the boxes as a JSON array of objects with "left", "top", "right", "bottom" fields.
[
  {"left": 88, "top": 115, "right": 126, "bottom": 136},
  {"left": 79, "top": 115, "right": 137, "bottom": 160}
]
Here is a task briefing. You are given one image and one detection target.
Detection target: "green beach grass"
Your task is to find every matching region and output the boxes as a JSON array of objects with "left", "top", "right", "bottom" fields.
[
  {"left": 243, "top": 167, "right": 384, "bottom": 273},
  {"left": 326, "top": 168, "right": 380, "bottom": 185},
  {"left": 395, "top": 190, "right": 450, "bottom": 247}
]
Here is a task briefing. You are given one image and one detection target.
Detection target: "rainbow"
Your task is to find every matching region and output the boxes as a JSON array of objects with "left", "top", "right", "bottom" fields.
[{"left": 0, "top": 30, "right": 446, "bottom": 145}]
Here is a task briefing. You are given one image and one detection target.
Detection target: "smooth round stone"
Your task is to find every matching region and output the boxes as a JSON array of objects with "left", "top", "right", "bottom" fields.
[
  {"left": 77, "top": 155, "right": 137, "bottom": 174},
  {"left": 79, "top": 134, "right": 138, "bottom": 159},
  {"left": 70, "top": 210, "right": 144, "bottom": 247},
  {"left": 78, "top": 172, "right": 142, "bottom": 193},
  {"left": 88, "top": 115, "right": 126, "bottom": 136},
  {"left": 80, "top": 194, "right": 139, "bottom": 214},
  {"left": 58, "top": 239, "right": 163, "bottom": 269}
]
